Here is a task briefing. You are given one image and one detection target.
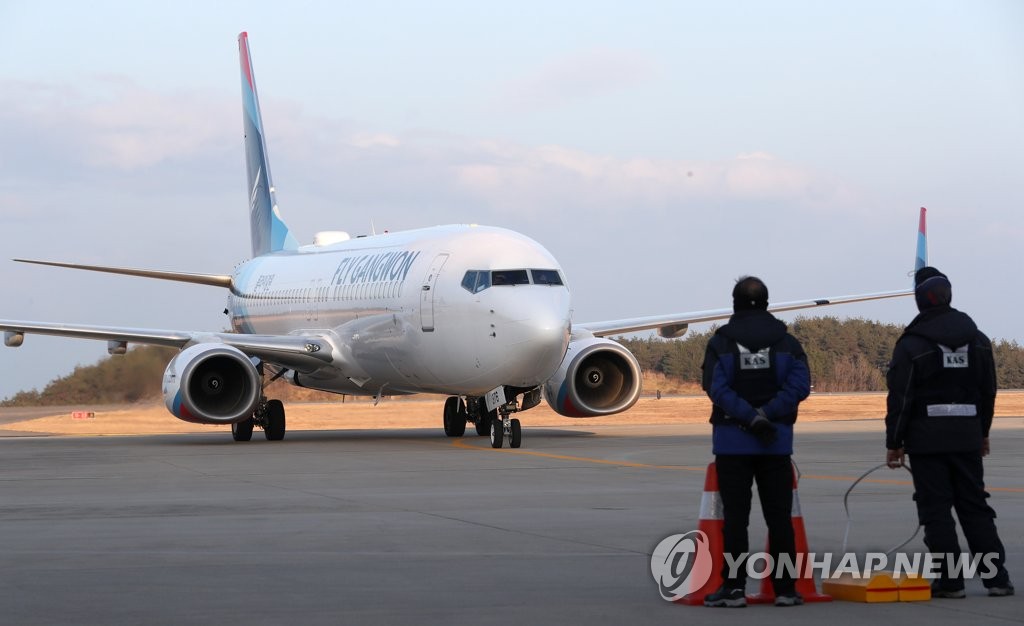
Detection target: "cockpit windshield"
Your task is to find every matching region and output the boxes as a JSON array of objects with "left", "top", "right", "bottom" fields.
[
  {"left": 531, "top": 269, "right": 562, "bottom": 285},
  {"left": 461, "top": 269, "right": 563, "bottom": 293},
  {"left": 491, "top": 270, "right": 530, "bottom": 286},
  {"left": 461, "top": 270, "right": 491, "bottom": 293}
]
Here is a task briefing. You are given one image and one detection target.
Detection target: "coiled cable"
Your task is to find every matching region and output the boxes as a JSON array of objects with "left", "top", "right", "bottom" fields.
[{"left": 841, "top": 462, "right": 921, "bottom": 555}]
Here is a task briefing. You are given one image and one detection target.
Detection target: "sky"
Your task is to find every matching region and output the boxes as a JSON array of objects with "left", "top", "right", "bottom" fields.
[{"left": 1, "top": 1, "right": 1022, "bottom": 400}]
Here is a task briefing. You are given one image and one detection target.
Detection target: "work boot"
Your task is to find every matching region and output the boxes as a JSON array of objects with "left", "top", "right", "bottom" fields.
[
  {"left": 988, "top": 584, "right": 1015, "bottom": 597},
  {"left": 774, "top": 592, "right": 804, "bottom": 606},
  {"left": 930, "top": 581, "right": 966, "bottom": 599},
  {"left": 703, "top": 586, "right": 746, "bottom": 608}
]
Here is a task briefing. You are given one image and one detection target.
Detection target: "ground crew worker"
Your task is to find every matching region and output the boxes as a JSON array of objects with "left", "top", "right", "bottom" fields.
[
  {"left": 885, "top": 266, "right": 1013, "bottom": 598},
  {"left": 701, "top": 276, "right": 810, "bottom": 608}
]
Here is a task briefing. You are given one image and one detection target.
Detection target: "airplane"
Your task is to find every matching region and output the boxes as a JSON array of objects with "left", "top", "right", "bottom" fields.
[{"left": 0, "top": 33, "right": 922, "bottom": 447}]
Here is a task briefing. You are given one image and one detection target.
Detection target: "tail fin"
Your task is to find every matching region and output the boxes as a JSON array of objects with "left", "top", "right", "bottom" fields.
[
  {"left": 914, "top": 207, "right": 928, "bottom": 278},
  {"left": 238, "top": 32, "right": 298, "bottom": 257}
]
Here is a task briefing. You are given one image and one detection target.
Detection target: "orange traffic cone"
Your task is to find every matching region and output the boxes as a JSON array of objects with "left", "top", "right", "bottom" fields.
[
  {"left": 679, "top": 462, "right": 726, "bottom": 605},
  {"left": 748, "top": 464, "right": 832, "bottom": 603}
]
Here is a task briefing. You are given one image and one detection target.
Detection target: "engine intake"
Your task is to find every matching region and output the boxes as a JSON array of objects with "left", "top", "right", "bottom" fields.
[
  {"left": 163, "top": 344, "right": 261, "bottom": 424},
  {"left": 542, "top": 337, "right": 642, "bottom": 417}
]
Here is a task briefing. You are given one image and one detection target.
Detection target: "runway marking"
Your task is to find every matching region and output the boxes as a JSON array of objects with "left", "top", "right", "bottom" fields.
[
  {"left": 449, "top": 439, "right": 1024, "bottom": 493},
  {"left": 449, "top": 437, "right": 705, "bottom": 471}
]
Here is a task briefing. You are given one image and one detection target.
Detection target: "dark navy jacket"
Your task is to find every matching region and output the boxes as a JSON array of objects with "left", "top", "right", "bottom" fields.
[
  {"left": 701, "top": 310, "right": 811, "bottom": 455},
  {"left": 885, "top": 306, "right": 996, "bottom": 454}
]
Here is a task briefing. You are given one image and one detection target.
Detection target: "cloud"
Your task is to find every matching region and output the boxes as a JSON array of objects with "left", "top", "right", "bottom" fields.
[
  {"left": 0, "top": 77, "right": 235, "bottom": 175},
  {"left": 0, "top": 191, "right": 36, "bottom": 220},
  {"left": 449, "top": 142, "right": 859, "bottom": 218},
  {"left": 492, "top": 48, "right": 661, "bottom": 112},
  {"left": 349, "top": 132, "right": 401, "bottom": 149},
  {"left": 266, "top": 121, "right": 860, "bottom": 231},
  {"left": 1, "top": 75, "right": 866, "bottom": 234}
]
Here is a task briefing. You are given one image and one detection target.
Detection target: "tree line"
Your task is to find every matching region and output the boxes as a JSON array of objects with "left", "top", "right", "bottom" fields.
[
  {"left": 0, "top": 346, "right": 337, "bottom": 407},
  {"left": 2, "top": 316, "right": 1022, "bottom": 406},
  {"left": 619, "top": 316, "right": 1024, "bottom": 392}
]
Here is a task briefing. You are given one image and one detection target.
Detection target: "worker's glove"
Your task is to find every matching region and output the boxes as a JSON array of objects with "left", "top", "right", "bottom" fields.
[{"left": 748, "top": 409, "right": 777, "bottom": 445}]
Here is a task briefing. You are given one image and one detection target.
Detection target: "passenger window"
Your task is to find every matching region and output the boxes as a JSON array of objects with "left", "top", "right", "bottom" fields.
[{"left": 531, "top": 269, "right": 563, "bottom": 285}]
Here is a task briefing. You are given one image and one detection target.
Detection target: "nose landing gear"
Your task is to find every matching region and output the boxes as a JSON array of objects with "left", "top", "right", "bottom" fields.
[
  {"left": 456, "top": 388, "right": 535, "bottom": 448},
  {"left": 489, "top": 412, "right": 521, "bottom": 449}
]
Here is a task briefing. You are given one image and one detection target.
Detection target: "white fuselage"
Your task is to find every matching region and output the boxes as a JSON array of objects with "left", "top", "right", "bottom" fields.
[{"left": 226, "top": 225, "right": 572, "bottom": 397}]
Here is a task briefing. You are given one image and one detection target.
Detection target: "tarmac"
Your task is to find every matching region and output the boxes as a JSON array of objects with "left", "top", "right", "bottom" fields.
[{"left": 1, "top": 419, "right": 1022, "bottom": 625}]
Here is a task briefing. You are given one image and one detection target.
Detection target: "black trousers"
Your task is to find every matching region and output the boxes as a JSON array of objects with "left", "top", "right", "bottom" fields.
[
  {"left": 715, "top": 454, "right": 797, "bottom": 593},
  {"left": 909, "top": 452, "right": 1010, "bottom": 589}
]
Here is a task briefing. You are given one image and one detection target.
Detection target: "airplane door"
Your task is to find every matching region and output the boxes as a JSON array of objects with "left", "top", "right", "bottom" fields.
[{"left": 420, "top": 253, "right": 449, "bottom": 332}]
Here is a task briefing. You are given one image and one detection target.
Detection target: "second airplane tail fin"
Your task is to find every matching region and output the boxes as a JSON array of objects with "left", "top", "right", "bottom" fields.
[
  {"left": 915, "top": 206, "right": 928, "bottom": 273},
  {"left": 238, "top": 31, "right": 299, "bottom": 257},
  {"left": 912, "top": 206, "right": 929, "bottom": 287}
]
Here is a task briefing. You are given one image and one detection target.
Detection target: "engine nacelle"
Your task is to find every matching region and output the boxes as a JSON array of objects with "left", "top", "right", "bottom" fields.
[
  {"left": 163, "top": 344, "right": 261, "bottom": 424},
  {"left": 542, "top": 337, "right": 642, "bottom": 417}
]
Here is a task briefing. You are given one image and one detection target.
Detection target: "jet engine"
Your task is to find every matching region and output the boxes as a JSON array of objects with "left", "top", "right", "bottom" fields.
[
  {"left": 162, "top": 344, "right": 261, "bottom": 424},
  {"left": 542, "top": 337, "right": 642, "bottom": 417}
]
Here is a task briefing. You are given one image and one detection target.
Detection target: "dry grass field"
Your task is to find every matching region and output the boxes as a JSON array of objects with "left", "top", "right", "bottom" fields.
[{"left": 3, "top": 391, "right": 1023, "bottom": 437}]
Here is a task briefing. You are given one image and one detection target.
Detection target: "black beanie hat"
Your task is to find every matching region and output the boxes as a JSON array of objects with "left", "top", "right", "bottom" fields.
[
  {"left": 914, "top": 266, "right": 952, "bottom": 311},
  {"left": 733, "top": 276, "right": 769, "bottom": 312}
]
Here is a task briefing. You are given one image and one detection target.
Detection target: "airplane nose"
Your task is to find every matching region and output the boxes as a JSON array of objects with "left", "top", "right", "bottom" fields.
[{"left": 498, "top": 294, "right": 571, "bottom": 387}]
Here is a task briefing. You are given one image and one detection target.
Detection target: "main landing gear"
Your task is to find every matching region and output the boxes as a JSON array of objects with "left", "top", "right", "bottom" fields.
[
  {"left": 474, "top": 411, "right": 492, "bottom": 436},
  {"left": 442, "top": 396, "right": 467, "bottom": 437},
  {"left": 232, "top": 396, "right": 286, "bottom": 442}
]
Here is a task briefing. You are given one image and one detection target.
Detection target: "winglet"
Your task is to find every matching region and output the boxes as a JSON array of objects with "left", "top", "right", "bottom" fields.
[
  {"left": 914, "top": 206, "right": 928, "bottom": 280},
  {"left": 238, "top": 32, "right": 299, "bottom": 257}
]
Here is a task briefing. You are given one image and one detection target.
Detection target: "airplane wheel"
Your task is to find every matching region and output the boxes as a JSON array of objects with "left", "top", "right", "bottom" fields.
[
  {"left": 475, "top": 409, "right": 495, "bottom": 436},
  {"left": 510, "top": 418, "right": 522, "bottom": 449},
  {"left": 475, "top": 418, "right": 489, "bottom": 436},
  {"left": 264, "top": 399, "right": 286, "bottom": 441},
  {"left": 231, "top": 418, "right": 254, "bottom": 442},
  {"left": 443, "top": 397, "right": 466, "bottom": 437},
  {"left": 490, "top": 418, "right": 504, "bottom": 449}
]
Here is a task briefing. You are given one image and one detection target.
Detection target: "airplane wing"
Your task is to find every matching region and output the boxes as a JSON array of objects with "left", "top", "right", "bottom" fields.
[
  {"left": 0, "top": 320, "right": 333, "bottom": 373},
  {"left": 576, "top": 288, "right": 913, "bottom": 338},
  {"left": 13, "top": 259, "right": 234, "bottom": 289}
]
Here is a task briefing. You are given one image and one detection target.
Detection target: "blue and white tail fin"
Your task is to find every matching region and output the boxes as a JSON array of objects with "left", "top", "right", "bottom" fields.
[
  {"left": 914, "top": 206, "right": 928, "bottom": 280},
  {"left": 238, "top": 32, "right": 299, "bottom": 257}
]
